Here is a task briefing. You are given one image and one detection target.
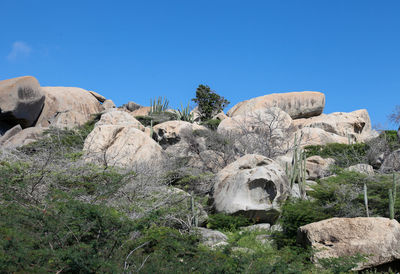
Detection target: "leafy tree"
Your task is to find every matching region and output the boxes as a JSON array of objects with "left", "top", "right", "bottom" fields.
[{"left": 192, "top": 84, "right": 229, "bottom": 121}]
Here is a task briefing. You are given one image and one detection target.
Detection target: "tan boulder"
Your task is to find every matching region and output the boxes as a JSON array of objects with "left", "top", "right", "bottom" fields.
[
  {"left": 213, "top": 154, "right": 290, "bottom": 223},
  {"left": 293, "top": 109, "right": 378, "bottom": 143},
  {"left": 36, "top": 87, "right": 103, "bottom": 129},
  {"left": 95, "top": 110, "right": 144, "bottom": 131},
  {"left": 227, "top": 91, "right": 325, "bottom": 119},
  {"left": 0, "top": 124, "right": 22, "bottom": 146},
  {"left": 297, "top": 217, "right": 400, "bottom": 270},
  {"left": 131, "top": 106, "right": 151, "bottom": 116},
  {"left": 0, "top": 76, "right": 45, "bottom": 128},
  {"left": 1, "top": 127, "right": 47, "bottom": 148},
  {"left": 83, "top": 125, "right": 164, "bottom": 168}
]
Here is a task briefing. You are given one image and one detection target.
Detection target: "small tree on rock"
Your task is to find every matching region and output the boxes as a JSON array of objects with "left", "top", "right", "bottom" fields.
[{"left": 192, "top": 85, "right": 229, "bottom": 122}]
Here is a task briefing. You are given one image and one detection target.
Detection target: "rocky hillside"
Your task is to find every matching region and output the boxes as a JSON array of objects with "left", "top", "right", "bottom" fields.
[{"left": 1, "top": 75, "right": 400, "bottom": 272}]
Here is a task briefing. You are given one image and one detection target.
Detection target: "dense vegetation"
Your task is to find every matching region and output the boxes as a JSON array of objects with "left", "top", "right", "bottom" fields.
[{"left": 1, "top": 103, "right": 400, "bottom": 273}]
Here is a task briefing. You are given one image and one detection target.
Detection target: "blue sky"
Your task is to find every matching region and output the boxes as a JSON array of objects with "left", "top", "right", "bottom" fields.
[{"left": 1, "top": 0, "right": 399, "bottom": 128}]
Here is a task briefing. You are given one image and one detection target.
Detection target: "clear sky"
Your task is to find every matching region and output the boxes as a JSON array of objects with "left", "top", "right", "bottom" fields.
[{"left": 1, "top": 0, "right": 399, "bottom": 128}]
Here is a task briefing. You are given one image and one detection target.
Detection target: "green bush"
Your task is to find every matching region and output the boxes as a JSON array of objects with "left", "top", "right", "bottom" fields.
[
  {"left": 311, "top": 171, "right": 400, "bottom": 219},
  {"left": 275, "top": 198, "right": 329, "bottom": 247},
  {"left": 192, "top": 84, "right": 229, "bottom": 122},
  {"left": 135, "top": 111, "right": 177, "bottom": 127},
  {"left": 304, "top": 142, "right": 369, "bottom": 167},
  {"left": 206, "top": 213, "right": 253, "bottom": 232},
  {"left": 201, "top": 118, "right": 221, "bottom": 130}
]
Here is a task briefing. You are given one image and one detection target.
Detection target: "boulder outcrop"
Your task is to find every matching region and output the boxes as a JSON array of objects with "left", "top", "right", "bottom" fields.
[
  {"left": 297, "top": 217, "right": 400, "bottom": 270},
  {"left": 213, "top": 154, "right": 290, "bottom": 223},
  {"left": 227, "top": 91, "right": 325, "bottom": 119},
  {"left": 0, "top": 76, "right": 45, "bottom": 128},
  {"left": 83, "top": 125, "right": 164, "bottom": 168},
  {"left": 36, "top": 87, "right": 103, "bottom": 129},
  {"left": 1, "top": 127, "right": 47, "bottom": 148},
  {"left": 293, "top": 109, "right": 377, "bottom": 143}
]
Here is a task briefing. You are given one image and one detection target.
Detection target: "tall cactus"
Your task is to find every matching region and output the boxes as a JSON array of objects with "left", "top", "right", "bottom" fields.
[
  {"left": 389, "top": 188, "right": 395, "bottom": 220},
  {"left": 288, "top": 133, "right": 307, "bottom": 199},
  {"left": 364, "top": 183, "right": 369, "bottom": 217},
  {"left": 190, "top": 192, "right": 198, "bottom": 227}
]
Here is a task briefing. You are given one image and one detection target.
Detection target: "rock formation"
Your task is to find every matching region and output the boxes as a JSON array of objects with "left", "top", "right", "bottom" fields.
[
  {"left": 213, "top": 154, "right": 290, "bottom": 224},
  {"left": 0, "top": 76, "right": 45, "bottom": 128},
  {"left": 227, "top": 91, "right": 325, "bottom": 119},
  {"left": 83, "top": 125, "right": 164, "bottom": 168},
  {"left": 36, "top": 86, "right": 103, "bottom": 129},
  {"left": 298, "top": 217, "right": 400, "bottom": 270}
]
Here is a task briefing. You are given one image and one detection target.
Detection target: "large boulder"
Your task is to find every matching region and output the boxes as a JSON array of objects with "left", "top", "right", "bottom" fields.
[
  {"left": 35, "top": 87, "right": 103, "bottom": 129},
  {"left": 297, "top": 217, "right": 400, "bottom": 270},
  {"left": 293, "top": 109, "right": 378, "bottom": 143},
  {"left": 0, "top": 76, "right": 45, "bottom": 128},
  {"left": 380, "top": 149, "right": 400, "bottom": 173},
  {"left": 83, "top": 125, "right": 164, "bottom": 168},
  {"left": 213, "top": 154, "right": 290, "bottom": 224},
  {"left": 227, "top": 91, "right": 325, "bottom": 119},
  {"left": 1, "top": 127, "right": 47, "bottom": 148},
  {"left": 0, "top": 124, "right": 22, "bottom": 146}
]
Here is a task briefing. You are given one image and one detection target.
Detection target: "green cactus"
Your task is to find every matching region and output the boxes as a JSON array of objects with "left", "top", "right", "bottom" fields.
[
  {"left": 389, "top": 189, "right": 395, "bottom": 219},
  {"left": 149, "top": 96, "right": 169, "bottom": 114},
  {"left": 191, "top": 192, "right": 198, "bottom": 227},
  {"left": 364, "top": 183, "right": 369, "bottom": 217},
  {"left": 150, "top": 120, "right": 154, "bottom": 138}
]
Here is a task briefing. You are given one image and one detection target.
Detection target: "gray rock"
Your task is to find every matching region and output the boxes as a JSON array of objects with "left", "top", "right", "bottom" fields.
[
  {"left": 102, "top": 99, "right": 116, "bottom": 110},
  {"left": 346, "top": 164, "right": 375, "bottom": 176},
  {"left": 124, "top": 101, "right": 142, "bottom": 112},
  {"left": 380, "top": 149, "right": 400, "bottom": 173},
  {"left": 195, "top": 227, "right": 228, "bottom": 248}
]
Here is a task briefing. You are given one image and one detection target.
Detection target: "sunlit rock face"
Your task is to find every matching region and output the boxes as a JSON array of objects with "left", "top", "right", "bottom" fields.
[
  {"left": 213, "top": 154, "right": 290, "bottom": 224},
  {"left": 227, "top": 91, "right": 325, "bottom": 119}
]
